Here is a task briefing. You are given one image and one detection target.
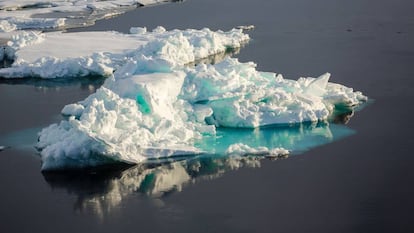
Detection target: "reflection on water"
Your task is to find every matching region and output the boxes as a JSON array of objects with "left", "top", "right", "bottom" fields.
[
  {"left": 0, "top": 76, "right": 105, "bottom": 94},
  {"left": 44, "top": 154, "right": 282, "bottom": 217},
  {"left": 332, "top": 110, "right": 354, "bottom": 124},
  {"left": 188, "top": 46, "right": 242, "bottom": 66},
  {"left": 42, "top": 119, "right": 355, "bottom": 217}
]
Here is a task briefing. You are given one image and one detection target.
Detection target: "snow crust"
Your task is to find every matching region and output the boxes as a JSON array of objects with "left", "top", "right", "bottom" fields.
[
  {"left": 0, "top": 27, "right": 248, "bottom": 78},
  {"left": 32, "top": 27, "right": 367, "bottom": 171},
  {"left": 0, "top": 0, "right": 173, "bottom": 32}
]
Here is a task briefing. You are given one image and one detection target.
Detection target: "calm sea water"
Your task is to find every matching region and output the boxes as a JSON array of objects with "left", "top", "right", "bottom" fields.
[{"left": 1, "top": 0, "right": 414, "bottom": 232}]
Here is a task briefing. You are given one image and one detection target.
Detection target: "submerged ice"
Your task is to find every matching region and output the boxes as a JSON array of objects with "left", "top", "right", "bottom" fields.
[
  {"left": 43, "top": 121, "right": 356, "bottom": 216},
  {"left": 24, "top": 27, "right": 368, "bottom": 171}
]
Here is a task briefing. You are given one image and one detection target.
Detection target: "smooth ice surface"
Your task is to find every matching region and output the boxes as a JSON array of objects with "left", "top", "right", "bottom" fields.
[
  {"left": 32, "top": 27, "right": 366, "bottom": 170},
  {"left": 0, "top": 27, "right": 248, "bottom": 78},
  {"left": 0, "top": 0, "right": 173, "bottom": 32}
]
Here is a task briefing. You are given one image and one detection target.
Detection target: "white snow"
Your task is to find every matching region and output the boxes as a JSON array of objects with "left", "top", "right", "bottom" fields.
[
  {"left": 61, "top": 103, "right": 84, "bottom": 117},
  {"left": 0, "top": 0, "right": 178, "bottom": 32},
  {"left": 0, "top": 20, "right": 17, "bottom": 32},
  {"left": 31, "top": 27, "right": 367, "bottom": 171},
  {"left": 225, "top": 143, "right": 289, "bottom": 157},
  {"left": 0, "top": 27, "right": 248, "bottom": 78}
]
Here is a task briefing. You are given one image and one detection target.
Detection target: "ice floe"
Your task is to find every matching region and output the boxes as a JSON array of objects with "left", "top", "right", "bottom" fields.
[
  {"left": 0, "top": 27, "right": 248, "bottom": 78},
  {"left": 0, "top": 25, "right": 368, "bottom": 170},
  {"left": 0, "top": 0, "right": 177, "bottom": 32},
  {"left": 28, "top": 27, "right": 367, "bottom": 171}
]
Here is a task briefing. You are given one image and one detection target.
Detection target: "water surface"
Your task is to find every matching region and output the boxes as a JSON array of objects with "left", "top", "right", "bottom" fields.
[{"left": 1, "top": 0, "right": 414, "bottom": 232}]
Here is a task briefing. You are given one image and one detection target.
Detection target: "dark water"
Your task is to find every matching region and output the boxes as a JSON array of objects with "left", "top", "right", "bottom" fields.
[{"left": 1, "top": 0, "right": 414, "bottom": 232}]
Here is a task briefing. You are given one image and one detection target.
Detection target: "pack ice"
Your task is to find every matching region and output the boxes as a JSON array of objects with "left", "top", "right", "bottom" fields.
[
  {"left": 2, "top": 27, "right": 365, "bottom": 170},
  {"left": 0, "top": 0, "right": 174, "bottom": 32}
]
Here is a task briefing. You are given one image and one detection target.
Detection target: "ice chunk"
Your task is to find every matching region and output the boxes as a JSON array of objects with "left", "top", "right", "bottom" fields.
[
  {"left": 225, "top": 143, "right": 289, "bottom": 157},
  {"left": 236, "top": 25, "right": 255, "bottom": 31},
  {"left": 61, "top": 103, "right": 84, "bottom": 117},
  {"left": 108, "top": 71, "right": 186, "bottom": 120},
  {"left": 0, "top": 20, "right": 17, "bottom": 33},
  {"left": 303, "top": 72, "right": 330, "bottom": 96},
  {"left": 25, "top": 26, "right": 366, "bottom": 171},
  {"left": 130, "top": 27, "right": 147, "bottom": 34},
  {"left": 180, "top": 59, "right": 365, "bottom": 127},
  {"left": 37, "top": 57, "right": 366, "bottom": 170}
]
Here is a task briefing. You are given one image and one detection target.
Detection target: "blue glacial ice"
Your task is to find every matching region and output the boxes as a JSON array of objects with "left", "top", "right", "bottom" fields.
[{"left": 20, "top": 27, "right": 368, "bottom": 171}]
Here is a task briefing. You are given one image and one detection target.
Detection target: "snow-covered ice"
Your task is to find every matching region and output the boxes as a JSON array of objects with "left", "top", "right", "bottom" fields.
[
  {"left": 0, "top": 23, "right": 368, "bottom": 170},
  {"left": 0, "top": 27, "right": 248, "bottom": 78},
  {"left": 0, "top": 0, "right": 176, "bottom": 32},
  {"left": 25, "top": 27, "right": 367, "bottom": 171}
]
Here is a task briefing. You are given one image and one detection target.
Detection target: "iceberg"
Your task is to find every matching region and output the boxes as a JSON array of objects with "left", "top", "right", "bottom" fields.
[
  {"left": 29, "top": 27, "right": 367, "bottom": 171},
  {"left": 0, "top": 0, "right": 180, "bottom": 32}
]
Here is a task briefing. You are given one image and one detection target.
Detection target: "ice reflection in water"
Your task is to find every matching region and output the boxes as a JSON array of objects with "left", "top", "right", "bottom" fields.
[
  {"left": 0, "top": 75, "right": 105, "bottom": 93},
  {"left": 43, "top": 118, "right": 355, "bottom": 217},
  {"left": 44, "top": 155, "right": 268, "bottom": 217}
]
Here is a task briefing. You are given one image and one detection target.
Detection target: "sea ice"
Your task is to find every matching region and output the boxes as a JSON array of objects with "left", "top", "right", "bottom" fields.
[
  {"left": 33, "top": 27, "right": 366, "bottom": 170},
  {"left": 0, "top": 0, "right": 177, "bottom": 32},
  {"left": 0, "top": 27, "right": 248, "bottom": 78}
]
